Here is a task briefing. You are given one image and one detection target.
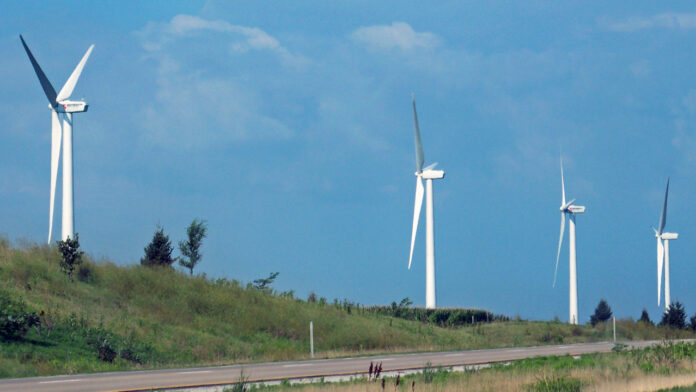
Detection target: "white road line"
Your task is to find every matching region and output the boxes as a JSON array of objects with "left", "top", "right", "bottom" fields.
[
  {"left": 444, "top": 353, "right": 462, "bottom": 357},
  {"left": 177, "top": 370, "right": 213, "bottom": 374},
  {"left": 283, "top": 364, "right": 313, "bottom": 368},
  {"left": 39, "top": 379, "right": 82, "bottom": 384}
]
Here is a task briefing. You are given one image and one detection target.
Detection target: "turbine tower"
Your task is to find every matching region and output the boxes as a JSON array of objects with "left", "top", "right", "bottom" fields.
[
  {"left": 20, "top": 35, "right": 94, "bottom": 243},
  {"left": 554, "top": 159, "right": 586, "bottom": 325},
  {"left": 654, "top": 178, "right": 678, "bottom": 311},
  {"left": 408, "top": 95, "right": 445, "bottom": 309}
]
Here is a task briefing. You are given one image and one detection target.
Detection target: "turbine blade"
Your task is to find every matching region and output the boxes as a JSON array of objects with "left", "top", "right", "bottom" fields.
[
  {"left": 658, "top": 177, "right": 669, "bottom": 234},
  {"left": 408, "top": 177, "right": 424, "bottom": 269},
  {"left": 412, "top": 94, "right": 424, "bottom": 173},
  {"left": 657, "top": 238, "right": 664, "bottom": 306},
  {"left": 19, "top": 35, "right": 57, "bottom": 106},
  {"left": 423, "top": 162, "right": 438, "bottom": 171},
  {"left": 560, "top": 158, "right": 566, "bottom": 206},
  {"left": 48, "top": 110, "right": 62, "bottom": 243},
  {"left": 56, "top": 44, "right": 94, "bottom": 102},
  {"left": 553, "top": 212, "right": 566, "bottom": 287}
]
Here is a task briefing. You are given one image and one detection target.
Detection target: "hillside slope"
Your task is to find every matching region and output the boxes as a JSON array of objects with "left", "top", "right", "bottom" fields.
[{"left": 0, "top": 240, "right": 690, "bottom": 378}]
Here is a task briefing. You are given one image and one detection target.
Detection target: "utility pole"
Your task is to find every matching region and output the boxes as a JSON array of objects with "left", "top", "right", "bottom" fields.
[{"left": 613, "top": 317, "right": 616, "bottom": 342}]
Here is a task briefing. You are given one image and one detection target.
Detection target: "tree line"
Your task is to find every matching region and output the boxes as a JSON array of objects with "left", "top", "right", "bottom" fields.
[{"left": 590, "top": 298, "right": 696, "bottom": 330}]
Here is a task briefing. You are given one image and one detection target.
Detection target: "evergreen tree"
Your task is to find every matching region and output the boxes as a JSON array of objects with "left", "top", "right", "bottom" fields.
[
  {"left": 590, "top": 299, "right": 612, "bottom": 326},
  {"left": 57, "top": 233, "right": 84, "bottom": 281},
  {"left": 141, "top": 226, "right": 176, "bottom": 267},
  {"left": 639, "top": 308, "right": 653, "bottom": 325},
  {"left": 178, "top": 219, "right": 208, "bottom": 275},
  {"left": 661, "top": 301, "right": 687, "bottom": 329},
  {"left": 690, "top": 314, "right": 696, "bottom": 332}
]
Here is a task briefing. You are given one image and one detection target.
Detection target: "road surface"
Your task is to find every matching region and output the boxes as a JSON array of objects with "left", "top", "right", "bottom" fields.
[{"left": 0, "top": 340, "right": 667, "bottom": 392}]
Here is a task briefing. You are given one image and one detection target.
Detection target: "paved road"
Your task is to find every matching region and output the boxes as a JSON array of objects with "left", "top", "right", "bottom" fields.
[{"left": 0, "top": 340, "right": 668, "bottom": 392}]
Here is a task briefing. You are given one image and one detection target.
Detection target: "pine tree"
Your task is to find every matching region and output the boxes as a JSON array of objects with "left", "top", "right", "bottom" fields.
[
  {"left": 639, "top": 308, "right": 653, "bottom": 325},
  {"left": 661, "top": 301, "right": 687, "bottom": 329},
  {"left": 590, "top": 299, "right": 612, "bottom": 326},
  {"left": 178, "top": 219, "right": 208, "bottom": 275},
  {"left": 141, "top": 226, "right": 176, "bottom": 267}
]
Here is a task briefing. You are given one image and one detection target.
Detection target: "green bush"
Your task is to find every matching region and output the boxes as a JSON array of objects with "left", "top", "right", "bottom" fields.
[
  {"left": 0, "top": 291, "right": 39, "bottom": 341},
  {"left": 77, "top": 262, "right": 95, "bottom": 283}
]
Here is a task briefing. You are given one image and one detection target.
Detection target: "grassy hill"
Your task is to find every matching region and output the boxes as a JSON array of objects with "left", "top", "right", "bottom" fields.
[{"left": 0, "top": 239, "right": 692, "bottom": 378}]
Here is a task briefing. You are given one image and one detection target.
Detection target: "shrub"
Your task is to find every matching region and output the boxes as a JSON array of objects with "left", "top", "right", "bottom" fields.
[
  {"left": 307, "top": 292, "right": 317, "bottom": 303},
  {"left": 0, "top": 291, "right": 39, "bottom": 341},
  {"left": 96, "top": 337, "right": 117, "bottom": 362},
  {"left": 77, "top": 262, "right": 94, "bottom": 283},
  {"left": 428, "top": 310, "right": 451, "bottom": 327}
]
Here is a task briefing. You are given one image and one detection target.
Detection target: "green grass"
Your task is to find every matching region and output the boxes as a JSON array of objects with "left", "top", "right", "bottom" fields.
[
  {"left": 659, "top": 383, "right": 696, "bottom": 392},
  {"left": 0, "top": 239, "right": 693, "bottom": 378}
]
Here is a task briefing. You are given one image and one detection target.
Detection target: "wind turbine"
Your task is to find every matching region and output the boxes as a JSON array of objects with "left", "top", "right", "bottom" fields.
[
  {"left": 20, "top": 35, "right": 94, "bottom": 243},
  {"left": 408, "top": 95, "right": 445, "bottom": 309},
  {"left": 554, "top": 159, "right": 586, "bottom": 325},
  {"left": 654, "top": 178, "right": 678, "bottom": 311}
]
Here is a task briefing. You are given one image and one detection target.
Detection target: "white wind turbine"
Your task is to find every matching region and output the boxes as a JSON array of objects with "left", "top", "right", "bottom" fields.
[
  {"left": 20, "top": 35, "right": 94, "bottom": 243},
  {"left": 408, "top": 95, "right": 445, "bottom": 309},
  {"left": 654, "top": 178, "right": 678, "bottom": 311},
  {"left": 554, "top": 159, "right": 586, "bottom": 325}
]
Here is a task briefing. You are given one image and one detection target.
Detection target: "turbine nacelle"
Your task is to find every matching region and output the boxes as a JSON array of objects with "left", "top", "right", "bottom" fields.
[
  {"left": 418, "top": 169, "right": 445, "bottom": 180},
  {"left": 50, "top": 100, "right": 88, "bottom": 113},
  {"left": 661, "top": 232, "right": 678, "bottom": 240},
  {"left": 568, "top": 205, "right": 585, "bottom": 214}
]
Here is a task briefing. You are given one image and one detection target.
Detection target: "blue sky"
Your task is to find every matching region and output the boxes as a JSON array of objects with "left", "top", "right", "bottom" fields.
[{"left": 2, "top": 1, "right": 696, "bottom": 323}]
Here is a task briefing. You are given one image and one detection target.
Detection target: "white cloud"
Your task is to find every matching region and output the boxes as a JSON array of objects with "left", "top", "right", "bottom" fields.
[
  {"left": 604, "top": 13, "right": 696, "bottom": 32},
  {"left": 139, "top": 14, "right": 308, "bottom": 67},
  {"left": 139, "top": 55, "right": 293, "bottom": 150},
  {"left": 134, "top": 15, "right": 301, "bottom": 150},
  {"left": 351, "top": 22, "right": 440, "bottom": 51}
]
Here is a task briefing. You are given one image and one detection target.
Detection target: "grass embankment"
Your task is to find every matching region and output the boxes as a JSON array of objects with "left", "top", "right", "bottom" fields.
[
  {"left": 0, "top": 239, "right": 693, "bottom": 379},
  {"left": 243, "top": 342, "right": 696, "bottom": 392}
]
